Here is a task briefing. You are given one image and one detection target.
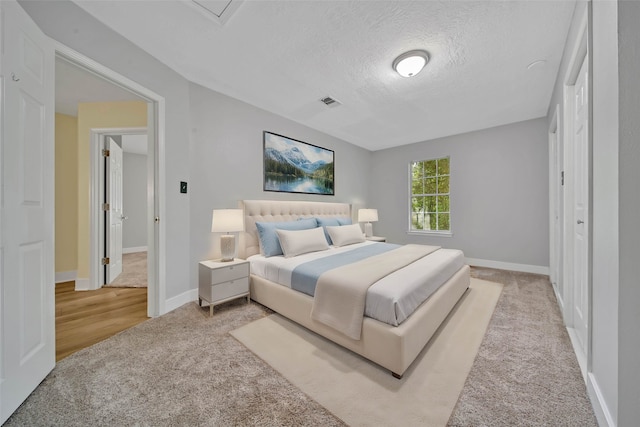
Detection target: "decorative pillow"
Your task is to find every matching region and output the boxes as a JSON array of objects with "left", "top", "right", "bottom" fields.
[
  {"left": 276, "top": 227, "right": 329, "bottom": 258},
  {"left": 255, "top": 218, "right": 318, "bottom": 257},
  {"left": 326, "top": 224, "right": 365, "bottom": 247},
  {"left": 315, "top": 217, "right": 353, "bottom": 244}
]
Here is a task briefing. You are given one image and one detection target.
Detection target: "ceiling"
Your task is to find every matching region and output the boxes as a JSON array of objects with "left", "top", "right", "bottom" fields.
[
  {"left": 122, "top": 134, "right": 148, "bottom": 155},
  {"left": 56, "top": 57, "right": 143, "bottom": 116},
  {"left": 69, "top": 0, "right": 576, "bottom": 151}
]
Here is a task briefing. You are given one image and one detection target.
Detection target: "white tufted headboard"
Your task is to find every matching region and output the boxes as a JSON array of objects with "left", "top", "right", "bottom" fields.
[{"left": 240, "top": 200, "right": 352, "bottom": 258}]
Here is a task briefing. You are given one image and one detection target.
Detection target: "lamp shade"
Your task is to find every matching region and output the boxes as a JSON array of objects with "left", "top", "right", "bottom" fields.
[
  {"left": 211, "top": 209, "right": 244, "bottom": 233},
  {"left": 358, "top": 209, "right": 379, "bottom": 223}
]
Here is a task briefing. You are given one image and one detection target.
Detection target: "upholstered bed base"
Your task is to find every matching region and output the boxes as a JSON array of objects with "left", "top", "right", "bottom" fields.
[{"left": 250, "top": 265, "right": 470, "bottom": 378}]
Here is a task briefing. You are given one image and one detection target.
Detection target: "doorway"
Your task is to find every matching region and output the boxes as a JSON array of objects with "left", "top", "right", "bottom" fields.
[
  {"left": 103, "top": 133, "right": 149, "bottom": 289},
  {"left": 56, "top": 46, "right": 164, "bottom": 362},
  {"left": 556, "top": 19, "right": 590, "bottom": 378},
  {"left": 54, "top": 45, "right": 166, "bottom": 318},
  {"left": 549, "top": 105, "right": 564, "bottom": 312}
]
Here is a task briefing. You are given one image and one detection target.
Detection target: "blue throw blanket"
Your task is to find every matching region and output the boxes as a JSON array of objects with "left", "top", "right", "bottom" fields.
[{"left": 291, "top": 243, "right": 400, "bottom": 296}]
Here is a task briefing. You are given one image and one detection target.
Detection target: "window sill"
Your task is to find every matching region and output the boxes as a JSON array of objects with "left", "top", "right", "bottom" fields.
[{"left": 407, "top": 230, "right": 453, "bottom": 238}]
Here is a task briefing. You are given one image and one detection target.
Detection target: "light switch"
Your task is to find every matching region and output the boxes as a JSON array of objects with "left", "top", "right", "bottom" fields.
[{"left": 180, "top": 181, "right": 188, "bottom": 194}]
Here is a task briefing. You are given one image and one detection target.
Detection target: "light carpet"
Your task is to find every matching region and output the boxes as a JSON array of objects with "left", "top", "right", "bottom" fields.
[
  {"left": 104, "top": 251, "right": 147, "bottom": 288},
  {"left": 231, "top": 277, "right": 503, "bottom": 427}
]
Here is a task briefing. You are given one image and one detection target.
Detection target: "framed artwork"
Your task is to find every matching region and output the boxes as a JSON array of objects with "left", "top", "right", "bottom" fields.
[{"left": 263, "top": 131, "right": 334, "bottom": 195}]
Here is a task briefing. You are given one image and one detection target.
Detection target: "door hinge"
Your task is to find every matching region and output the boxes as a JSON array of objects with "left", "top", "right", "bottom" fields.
[
  {"left": 561, "top": 171, "right": 564, "bottom": 186},
  {"left": 101, "top": 257, "right": 110, "bottom": 265},
  {"left": 102, "top": 203, "right": 110, "bottom": 211},
  {"left": 102, "top": 149, "right": 110, "bottom": 157}
]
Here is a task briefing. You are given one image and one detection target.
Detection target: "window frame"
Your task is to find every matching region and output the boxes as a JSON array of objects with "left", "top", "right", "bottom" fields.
[{"left": 407, "top": 156, "right": 453, "bottom": 237}]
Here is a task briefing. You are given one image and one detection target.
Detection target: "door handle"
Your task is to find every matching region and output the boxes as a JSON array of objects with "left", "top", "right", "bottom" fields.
[
  {"left": 120, "top": 215, "right": 128, "bottom": 221},
  {"left": 577, "top": 219, "right": 584, "bottom": 224}
]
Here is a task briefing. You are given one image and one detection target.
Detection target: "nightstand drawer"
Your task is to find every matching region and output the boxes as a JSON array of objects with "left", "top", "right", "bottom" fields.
[
  {"left": 210, "top": 277, "right": 249, "bottom": 301},
  {"left": 208, "top": 263, "right": 249, "bottom": 285}
]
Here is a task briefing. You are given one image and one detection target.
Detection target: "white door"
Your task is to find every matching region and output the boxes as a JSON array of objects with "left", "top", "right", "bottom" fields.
[
  {"left": 0, "top": 1, "right": 55, "bottom": 423},
  {"left": 106, "top": 137, "right": 124, "bottom": 284},
  {"left": 572, "top": 55, "right": 589, "bottom": 352}
]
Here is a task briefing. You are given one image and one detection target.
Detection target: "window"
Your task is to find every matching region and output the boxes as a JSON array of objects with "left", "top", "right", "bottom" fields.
[{"left": 410, "top": 157, "right": 450, "bottom": 233}]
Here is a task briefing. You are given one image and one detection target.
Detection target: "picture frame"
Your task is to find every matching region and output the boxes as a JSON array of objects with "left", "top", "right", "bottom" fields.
[{"left": 263, "top": 131, "right": 335, "bottom": 195}]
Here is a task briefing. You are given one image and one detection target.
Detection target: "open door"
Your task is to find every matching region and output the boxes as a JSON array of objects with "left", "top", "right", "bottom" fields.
[
  {"left": 0, "top": 1, "right": 55, "bottom": 423},
  {"left": 105, "top": 136, "right": 124, "bottom": 284}
]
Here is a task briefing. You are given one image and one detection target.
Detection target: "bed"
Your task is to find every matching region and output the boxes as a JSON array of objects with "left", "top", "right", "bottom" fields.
[{"left": 239, "top": 199, "right": 470, "bottom": 379}]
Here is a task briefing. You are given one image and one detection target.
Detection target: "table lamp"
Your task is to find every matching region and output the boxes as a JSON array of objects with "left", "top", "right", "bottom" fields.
[
  {"left": 211, "top": 209, "right": 244, "bottom": 261},
  {"left": 358, "top": 208, "right": 378, "bottom": 238}
]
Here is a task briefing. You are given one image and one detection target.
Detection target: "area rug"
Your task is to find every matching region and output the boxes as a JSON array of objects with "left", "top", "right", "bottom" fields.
[
  {"left": 231, "top": 277, "right": 503, "bottom": 427},
  {"left": 104, "top": 251, "right": 147, "bottom": 288}
]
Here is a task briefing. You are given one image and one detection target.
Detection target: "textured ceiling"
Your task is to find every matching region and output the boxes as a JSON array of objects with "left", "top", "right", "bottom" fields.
[{"left": 70, "top": 0, "right": 576, "bottom": 151}]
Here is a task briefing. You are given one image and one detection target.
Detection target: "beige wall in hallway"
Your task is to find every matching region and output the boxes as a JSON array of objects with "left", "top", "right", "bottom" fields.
[
  {"left": 76, "top": 101, "right": 147, "bottom": 279},
  {"left": 55, "top": 113, "right": 79, "bottom": 273}
]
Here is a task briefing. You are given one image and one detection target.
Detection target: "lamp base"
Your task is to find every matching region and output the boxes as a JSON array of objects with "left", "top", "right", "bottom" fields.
[
  {"left": 220, "top": 234, "right": 236, "bottom": 262},
  {"left": 364, "top": 222, "right": 373, "bottom": 238}
]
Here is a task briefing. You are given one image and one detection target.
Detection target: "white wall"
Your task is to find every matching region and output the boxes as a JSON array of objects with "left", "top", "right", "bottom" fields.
[
  {"left": 20, "top": 0, "right": 192, "bottom": 301},
  {"left": 370, "top": 118, "right": 549, "bottom": 270},
  {"left": 590, "top": 1, "right": 619, "bottom": 425},
  {"left": 123, "top": 152, "right": 147, "bottom": 250},
  {"left": 188, "top": 83, "right": 371, "bottom": 289},
  {"left": 617, "top": 1, "right": 640, "bottom": 424}
]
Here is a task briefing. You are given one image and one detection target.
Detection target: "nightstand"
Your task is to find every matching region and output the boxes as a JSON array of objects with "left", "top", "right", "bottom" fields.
[
  {"left": 366, "top": 236, "right": 386, "bottom": 242},
  {"left": 198, "top": 258, "right": 250, "bottom": 316}
]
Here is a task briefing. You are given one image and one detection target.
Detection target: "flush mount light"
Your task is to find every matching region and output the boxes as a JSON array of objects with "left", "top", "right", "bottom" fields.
[{"left": 393, "top": 50, "right": 429, "bottom": 77}]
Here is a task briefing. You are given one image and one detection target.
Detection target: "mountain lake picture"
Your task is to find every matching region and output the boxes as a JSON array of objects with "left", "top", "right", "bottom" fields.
[{"left": 263, "top": 131, "right": 334, "bottom": 195}]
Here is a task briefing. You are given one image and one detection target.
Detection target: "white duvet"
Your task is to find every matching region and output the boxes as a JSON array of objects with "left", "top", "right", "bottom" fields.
[{"left": 248, "top": 241, "right": 465, "bottom": 326}]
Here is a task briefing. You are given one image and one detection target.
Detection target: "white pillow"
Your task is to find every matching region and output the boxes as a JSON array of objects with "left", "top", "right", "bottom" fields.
[
  {"left": 326, "top": 224, "right": 365, "bottom": 247},
  {"left": 276, "top": 227, "right": 329, "bottom": 258}
]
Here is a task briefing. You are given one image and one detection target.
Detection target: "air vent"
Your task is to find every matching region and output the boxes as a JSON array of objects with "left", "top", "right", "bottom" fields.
[{"left": 320, "top": 96, "right": 342, "bottom": 108}]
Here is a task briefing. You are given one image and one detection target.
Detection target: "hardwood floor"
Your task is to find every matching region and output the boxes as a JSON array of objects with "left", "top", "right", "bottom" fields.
[{"left": 55, "top": 282, "right": 148, "bottom": 361}]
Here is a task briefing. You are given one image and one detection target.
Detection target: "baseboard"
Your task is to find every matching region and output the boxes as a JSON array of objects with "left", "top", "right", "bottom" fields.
[
  {"left": 587, "top": 373, "right": 616, "bottom": 427},
  {"left": 567, "top": 327, "right": 587, "bottom": 381},
  {"left": 74, "top": 278, "right": 91, "bottom": 291},
  {"left": 55, "top": 270, "right": 77, "bottom": 283},
  {"left": 465, "top": 258, "right": 550, "bottom": 275},
  {"left": 123, "top": 246, "right": 147, "bottom": 254},
  {"left": 164, "top": 288, "right": 198, "bottom": 314}
]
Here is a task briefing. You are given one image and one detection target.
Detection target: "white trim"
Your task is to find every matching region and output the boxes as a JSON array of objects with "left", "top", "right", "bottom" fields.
[
  {"left": 587, "top": 373, "right": 616, "bottom": 427},
  {"left": 560, "top": 8, "right": 591, "bottom": 373},
  {"left": 55, "top": 270, "right": 77, "bottom": 283},
  {"left": 55, "top": 42, "right": 167, "bottom": 318},
  {"left": 465, "top": 258, "right": 550, "bottom": 275},
  {"left": 165, "top": 289, "right": 198, "bottom": 314},
  {"left": 567, "top": 326, "right": 588, "bottom": 380},
  {"left": 74, "top": 278, "right": 91, "bottom": 291},
  {"left": 407, "top": 231, "right": 453, "bottom": 238},
  {"left": 123, "top": 246, "right": 147, "bottom": 254},
  {"left": 552, "top": 280, "right": 565, "bottom": 320}
]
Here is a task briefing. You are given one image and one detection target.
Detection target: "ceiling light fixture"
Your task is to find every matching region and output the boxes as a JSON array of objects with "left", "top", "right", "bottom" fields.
[{"left": 393, "top": 50, "right": 429, "bottom": 78}]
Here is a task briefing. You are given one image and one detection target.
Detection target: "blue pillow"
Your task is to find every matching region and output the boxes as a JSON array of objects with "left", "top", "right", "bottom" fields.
[
  {"left": 256, "top": 218, "right": 318, "bottom": 257},
  {"left": 316, "top": 217, "right": 341, "bottom": 244},
  {"left": 336, "top": 217, "right": 352, "bottom": 225}
]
